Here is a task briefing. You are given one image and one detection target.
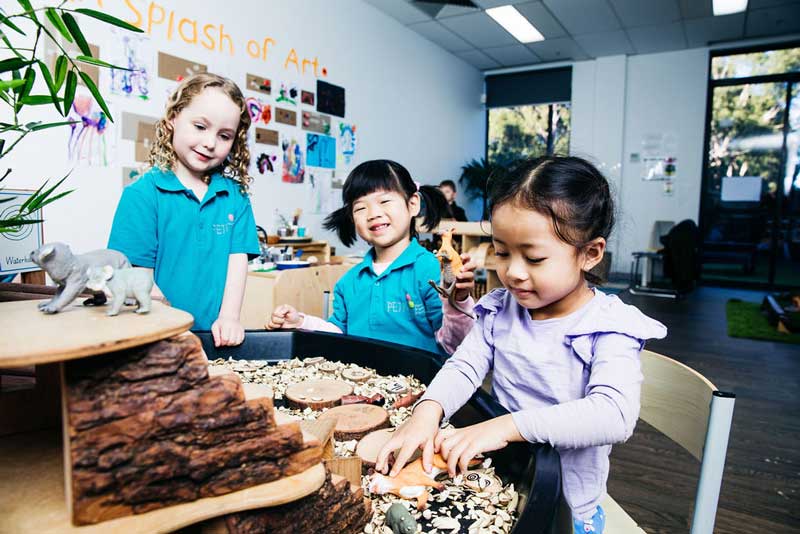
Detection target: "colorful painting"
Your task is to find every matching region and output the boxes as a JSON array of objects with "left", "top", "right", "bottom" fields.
[
  {"left": 109, "top": 31, "right": 152, "bottom": 100},
  {"left": 282, "top": 139, "right": 304, "bottom": 183},
  {"left": 301, "top": 90, "right": 315, "bottom": 106},
  {"left": 256, "top": 152, "right": 278, "bottom": 175},
  {"left": 276, "top": 82, "right": 298, "bottom": 106},
  {"left": 246, "top": 97, "right": 271, "bottom": 125},
  {"left": 338, "top": 123, "right": 357, "bottom": 166},
  {"left": 306, "top": 133, "right": 335, "bottom": 169},
  {"left": 68, "top": 90, "right": 112, "bottom": 166}
]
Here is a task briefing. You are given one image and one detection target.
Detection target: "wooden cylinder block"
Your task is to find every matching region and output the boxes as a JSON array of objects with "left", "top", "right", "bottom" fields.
[
  {"left": 285, "top": 379, "right": 353, "bottom": 410},
  {"left": 355, "top": 427, "right": 396, "bottom": 470},
  {"left": 318, "top": 404, "right": 390, "bottom": 441}
]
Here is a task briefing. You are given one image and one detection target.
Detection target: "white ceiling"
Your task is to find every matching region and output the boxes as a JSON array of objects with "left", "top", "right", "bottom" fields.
[{"left": 363, "top": 0, "right": 800, "bottom": 70}]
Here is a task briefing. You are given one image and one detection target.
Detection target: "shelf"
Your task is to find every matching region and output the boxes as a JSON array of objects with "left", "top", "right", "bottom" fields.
[
  {"left": 0, "top": 430, "right": 326, "bottom": 534},
  {"left": 0, "top": 300, "right": 194, "bottom": 368}
]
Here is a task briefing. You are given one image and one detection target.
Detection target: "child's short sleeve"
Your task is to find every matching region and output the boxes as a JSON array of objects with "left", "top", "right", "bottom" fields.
[
  {"left": 419, "top": 254, "right": 444, "bottom": 332},
  {"left": 230, "top": 196, "right": 260, "bottom": 259},
  {"left": 108, "top": 183, "right": 157, "bottom": 268}
]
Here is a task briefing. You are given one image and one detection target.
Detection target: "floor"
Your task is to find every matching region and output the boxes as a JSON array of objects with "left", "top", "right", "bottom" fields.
[{"left": 608, "top": 286, "right": 799, "bottom": 534}]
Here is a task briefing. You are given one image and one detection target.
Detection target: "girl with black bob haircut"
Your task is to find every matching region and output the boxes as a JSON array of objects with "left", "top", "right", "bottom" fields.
[
  {"left": 266, "top": 159, "right": 478, "bottom": 356},
  {"left": 377, "top": 156, "right": 666, "bottom": 534}
]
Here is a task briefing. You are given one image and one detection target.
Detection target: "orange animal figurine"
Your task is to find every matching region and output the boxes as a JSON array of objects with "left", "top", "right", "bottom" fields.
[
  {"left": 428, "top": 229, "right": 475, "bottom": 318},
  {"left": 368, "top": 453, "right": 480, "bottom": 509}
]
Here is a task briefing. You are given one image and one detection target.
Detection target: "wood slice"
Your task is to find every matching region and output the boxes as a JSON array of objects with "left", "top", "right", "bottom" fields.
[
  {"left": 285, "top": 380, "right": 353, "bottom": 410},
  {"left": 242, "top": 382, "right": 274, "bottom": 400},
  {"left": 324, "top": 456, "right": 362, "bottom": 487},
  {"left": 355, "top": 427, "right": 395, "bottom": 470},
  {"left": 341, "top": 367, "right": 372, "bottom": 383},
  {"left": 317, "top": 404, "right": 390, "bottom": 441}
]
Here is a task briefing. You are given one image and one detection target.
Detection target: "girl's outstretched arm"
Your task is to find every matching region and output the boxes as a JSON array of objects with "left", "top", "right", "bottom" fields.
[
  {"left": 436, "top": 253, "right": 477, "bottom": 354},
  {"left": 212, "top": 253, "right": 248, "bottom": 347}
]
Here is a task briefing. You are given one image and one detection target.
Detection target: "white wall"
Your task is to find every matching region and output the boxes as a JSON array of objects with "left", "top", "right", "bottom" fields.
[
  {"left": 570, "top": 48, "right": 709, "bottom": 273},
  {"left": 2, "top": 0, "right": 485, "bottom": 257}
]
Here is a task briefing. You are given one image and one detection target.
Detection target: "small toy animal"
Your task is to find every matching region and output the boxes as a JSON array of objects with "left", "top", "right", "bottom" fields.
[
  {"left": 385, "top": 502, "right": 418, "bottom": 534},
  {"left": 368, "top": 453, "right": 480, "bottom": 510},
  {"left": 29, "top": 242, "right": 130, "bottom": 313},
  {"left": 341, "top": 393, "right": 385, "bottom": 406},
  {"left": 428, "top": 229, "right": 475, "bottom": 319},
  {"left": 85, "top": 266, "right": 154, "bottom": 316}
]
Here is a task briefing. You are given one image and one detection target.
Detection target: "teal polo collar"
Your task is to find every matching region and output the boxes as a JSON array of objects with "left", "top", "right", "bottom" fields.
[
  {"left": 359, "top": 238, "right": 428, "bottom": 278},
  {"left": 152, "top": 168, "right": 229, "bottom": 204}
]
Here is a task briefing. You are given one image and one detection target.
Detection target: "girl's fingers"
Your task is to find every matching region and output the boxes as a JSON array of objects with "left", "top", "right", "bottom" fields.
[
  {"left": 459, "top": 445, "right": 478, "bottom": 474},
  {"left": 422, "top": 439, "right": 435, "bottom": 474},
  {"left": 447, "top": 440, "right": 468, "bottom": 476},
  {"left": 390, "top": 441, "right": 420, "bottom": 477},
  {"left": 212, "top": 323, "right": 221, "bottom": 347}
]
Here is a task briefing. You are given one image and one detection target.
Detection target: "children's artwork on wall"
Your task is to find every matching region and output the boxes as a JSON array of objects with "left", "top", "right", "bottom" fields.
[
  {"left": 308, "top": 169, "right": 334, "bottom": 214},
  {"left": 276, "top": 82, "right": 298, "bottom": 105},
  {"left": 255, "top": 128, "right": 279, "bottom": 146},
  {"left": 317, "top": 80, "right": 345, "bottom": 118},
  {"left": 157, "top": 51, "right": 207, "bottom": 81},
  {"left": 109, "top": 31, "right": 152, "bottom": 100},
  {"left": 246, "top": 73, "right": 271, "bottom": 95},
  {"left": 301, "top": 90, "right": 315, "bottom": 106},
  {"left": 246, "top": 97, "right": 271, "bottom": 125},
  {"left": 282, "top": 139, "right": 305, "bottom": 183},
  {"left": 306, "top": 133, "right": 336, "bottom": 169},
  {"left": 121, "top": 112, "right": 158, "bottom": 163},
  {"left": 338, "top": 123, "right": 357, "bottom": 166},
  {"left": 275, "top": 107, "right": 297, "bottom": 126},
  {"left": 301, "top": 111, "right": 331, "bottom": 135},
  {"left": 256, "top": 152, "right": 279, "bottom": 176},
  {"left": 67, "top": 89, "right": 113, "bottom": 166}
]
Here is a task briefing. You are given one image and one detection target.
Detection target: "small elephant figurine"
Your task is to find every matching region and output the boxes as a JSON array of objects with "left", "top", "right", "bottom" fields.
[
  {"left": 385, "top": 502, "right": 418, "bottom": 534},
  {"left": 29, "top": 242, "right": 131, "bottom": 314},
  {"left": 85, "top": 266, "right": 154, "bottom": 316}
]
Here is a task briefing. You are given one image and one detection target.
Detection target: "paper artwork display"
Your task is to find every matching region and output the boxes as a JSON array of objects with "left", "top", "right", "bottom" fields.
[
  {"left": 68, "top": 89, "right": 113, "bottom": 166},
  {"left": 246, "top": 73, "right": 271, "bottom": 95},
  {"left": 246, "top": 97, "right": 271, "bottom": 125},
  {"left": 255, "top": 128, "right": 279, "bottom": 146},
  {"left": 0, "top": 189, "right": 44, "bottom": 275},
  {"left": 301, "top": 90, "right": 315, "bottom": 106},
  {"left": 306, "top": 133, "right": 335, "bottom": 169},
  {"left": 301, "top": 111, "right": 331, "bottom": 135},
  {"left": 309, "top": 169, "right": 334, "bottom": 214},
  {"left": 157, "top": 51, "right": 207, "bottom": 81},
  {"left": 275, "top": 107, "right": 297, "bottom": 126},
  {"left": 109, "top": 30, "right": 152, "bottom": 100},
  {"left": 338, "top": 123, "right": 357, "bottom": 166},
  {"left": 256, "top": 152, "right": 279, "bottom": 176},
  {"left": 276, "top": 82, "right": 298, "bottom": 106},
  {"left": 317, "top": 80, "right": 345, "bottom": 117},
  {"left": 282, "top": 139, "right": 305, "bottom": 184}
]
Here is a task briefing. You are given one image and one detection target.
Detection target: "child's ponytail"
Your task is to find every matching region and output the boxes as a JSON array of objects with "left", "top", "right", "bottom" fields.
[
  {"left": 414, "top": 184, "right": 447, "bottom": 237},
  {"left": 323, "top": 206, "right": 357, "bottom": 247}
]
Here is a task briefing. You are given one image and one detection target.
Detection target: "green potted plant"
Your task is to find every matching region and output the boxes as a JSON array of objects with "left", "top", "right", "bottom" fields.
[
  {"left": 458, "top": 157, "right": 510, "bottom": 221},
  {"left": 0, "top": 0, "right": 143, "bottom": 233}
]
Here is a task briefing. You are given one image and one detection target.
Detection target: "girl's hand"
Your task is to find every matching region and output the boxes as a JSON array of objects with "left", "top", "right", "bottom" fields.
[
  {"left": 211, "top": 315, "right": 245, "bottom": 347},
  {"left": 435, "top": 414, "right": 523, "bottom": 476},
  {"left": 375, "top": 400, "right": 443, "bottom": 477},
  {"left": 454, "top": 253, "right": 477, "bottom": 302},
  {"left": 266, "top": 304, "right": 303, "bottom": 330}
]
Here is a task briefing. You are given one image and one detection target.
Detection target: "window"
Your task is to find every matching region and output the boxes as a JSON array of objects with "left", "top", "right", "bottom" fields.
[{"left": 488, "top": 102, "right": 570, "bottom": 165}]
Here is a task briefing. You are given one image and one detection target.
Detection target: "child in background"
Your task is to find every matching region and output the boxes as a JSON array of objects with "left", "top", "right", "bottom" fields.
[
  {"left": 376, "top": 156, "right": 667, "bottom": 534},
  {"left": 267, "top": 159, "right": 476, "bottom": 355},
  {"left": 108, "top": 74, "right": 260, "bottom": 347}
]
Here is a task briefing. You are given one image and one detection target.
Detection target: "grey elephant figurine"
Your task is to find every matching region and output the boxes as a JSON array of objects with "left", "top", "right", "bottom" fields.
[
  {"left": 86, "top": 266, "right": 154, "bottom": 316},
  {"left": 29, "top": 242, "right": 131, "bottom": 314},
  {"left": 385, "top": 502, "right": 418, "bottom": 534}
]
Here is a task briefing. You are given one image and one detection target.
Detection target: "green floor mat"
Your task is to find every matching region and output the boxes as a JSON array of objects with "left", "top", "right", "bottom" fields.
[{"left": 726, "top": 299, "right": 800, "bottom": 344}]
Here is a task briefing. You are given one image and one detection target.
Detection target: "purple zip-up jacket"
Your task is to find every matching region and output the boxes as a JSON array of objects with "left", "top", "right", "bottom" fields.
[{"left": 420, "top": 288, "right": 667, "bottom": 519}]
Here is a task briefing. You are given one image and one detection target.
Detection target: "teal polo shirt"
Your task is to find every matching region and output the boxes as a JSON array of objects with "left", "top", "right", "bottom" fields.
[
  {"left": 108, "top": 167, "right": 260, "bottom": 330},
  {"left": 329, "top": 239, "right": 444, "bottom": 354}
]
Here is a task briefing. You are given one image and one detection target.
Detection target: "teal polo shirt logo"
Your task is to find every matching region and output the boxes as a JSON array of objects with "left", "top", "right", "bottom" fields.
[{"left": 108, "top": 168, "right": 260, "bottom": 330}]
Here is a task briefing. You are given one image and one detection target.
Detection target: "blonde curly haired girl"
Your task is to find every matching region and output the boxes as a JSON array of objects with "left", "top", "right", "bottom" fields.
[{"left": 109, "top": 73, "right": 261, "bottom": 347}]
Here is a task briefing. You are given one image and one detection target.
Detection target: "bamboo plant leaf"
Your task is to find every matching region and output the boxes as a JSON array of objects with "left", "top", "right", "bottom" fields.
[
  {"left": 62, "top": 12, "right": 91, "bottom": 57},
  {"left": 30, "top": 120, "right": 76, "bottom": 131},
  {"left": 45, "top": 8, "right": 73, "bottom": 43},
  {"left": 0, "top": 14, "right": 25, "bottom": 36},
  {"left": 78, "top": 71, "right": 112, "bottom": 121},
  {"left": 63, "top": 69, "right": 76, "bottom": 115},
  {"left": 19, "top": 66, "right": 34, "bottom": 99},
  {"left": 20, "top": 94, "right": 60, "bottom": 105},
  {"left": 0, "top": 78, "right": 25, "bottom": 91},
  {"left": 0, "top": 57, "right": 33, "bottom": 73},
  {"left": 76, "top": 55, "right": 125, "bottom": 70},
  {"left": 54, "top": 55, "right": 67, "bottom": 90},
  {"left": 37, "top": 60, "right": 62, "bottom": 114},
  {"left": 74, "top": 8, "right": 144, "bottom": 33},
  {"left": 16, "top": 0, "right": 37, "bottom": 23}
]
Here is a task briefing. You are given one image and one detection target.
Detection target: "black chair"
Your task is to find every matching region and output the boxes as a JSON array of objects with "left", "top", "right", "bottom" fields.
[{"left": 630, "top": 219, "right": 700, "bottom": 298}]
